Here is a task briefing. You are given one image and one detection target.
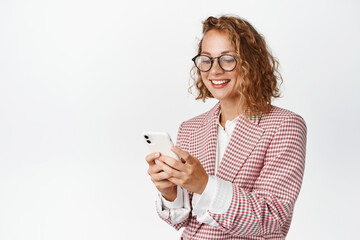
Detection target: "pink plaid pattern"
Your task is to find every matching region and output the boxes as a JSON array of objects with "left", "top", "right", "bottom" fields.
[{"left": 158, "top": 103, "right": 307, "bottom": 240}]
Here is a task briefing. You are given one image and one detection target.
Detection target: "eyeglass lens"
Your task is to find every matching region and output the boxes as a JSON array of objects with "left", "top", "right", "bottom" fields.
[{"left": 194, "top": 55, "right": 236, "bottom": 72}]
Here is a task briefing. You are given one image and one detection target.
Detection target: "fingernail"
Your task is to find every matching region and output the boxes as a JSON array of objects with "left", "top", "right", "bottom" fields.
[{"left": 155, "top": 153, "right": 160, "bottom": 157}]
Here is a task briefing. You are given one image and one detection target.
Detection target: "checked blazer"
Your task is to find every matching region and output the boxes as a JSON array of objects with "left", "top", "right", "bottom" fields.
[{"left": 157, "top": 102, "right": 307, "bottom": 240}]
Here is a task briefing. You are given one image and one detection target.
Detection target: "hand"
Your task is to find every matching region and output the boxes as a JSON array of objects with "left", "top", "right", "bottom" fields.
[
  {"left": 145, "top": 152, "right": 177, "bottom": 201},
  {"left": 157, "top": 146, "right": 208, "bottom": 194}
]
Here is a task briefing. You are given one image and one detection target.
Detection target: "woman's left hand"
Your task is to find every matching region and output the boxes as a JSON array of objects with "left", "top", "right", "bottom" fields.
[{"left": 157, "top": 146, "right": 208, "bottom": 194}]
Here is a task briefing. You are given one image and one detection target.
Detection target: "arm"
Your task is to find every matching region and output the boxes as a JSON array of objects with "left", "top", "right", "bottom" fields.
[{"left": 154, "top": 122, "right": 192, "bottom": 230}]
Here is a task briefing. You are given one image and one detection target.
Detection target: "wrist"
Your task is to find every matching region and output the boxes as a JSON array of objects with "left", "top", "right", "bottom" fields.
[
  {"left": 197, "top": 174, "right": 209, "bottom": 194},
  {"left": 162, "top": 187, "right": 177, "bottom": 202}
]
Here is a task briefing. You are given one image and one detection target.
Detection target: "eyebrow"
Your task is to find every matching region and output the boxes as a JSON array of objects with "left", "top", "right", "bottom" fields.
[{"left": 201, "top": 50, "right": 235, "bottom": 55}]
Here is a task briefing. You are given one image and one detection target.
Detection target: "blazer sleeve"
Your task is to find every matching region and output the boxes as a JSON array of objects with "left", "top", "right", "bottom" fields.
[
  {"left": 155, "top": 122, "right": 191, "bottom": 230},
  {"left": 208, "top": 113, "right": 307, "bottom": 236}
]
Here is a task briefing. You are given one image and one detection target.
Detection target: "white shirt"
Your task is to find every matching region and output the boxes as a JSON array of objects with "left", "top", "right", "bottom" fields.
[{"left": 156, "top": 111, "right": 239, "bottom": 226}]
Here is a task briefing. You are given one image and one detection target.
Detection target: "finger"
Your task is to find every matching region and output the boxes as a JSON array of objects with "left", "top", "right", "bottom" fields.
[
  {"left": 154, "top": 180, "right": 176, "bottom": 189},
  {"left": 147, "top": 164, "right": 163, "bottom": 175},
  {"left": 151, "top": 171, "right": 172, "bottom": 181},
  {"left": 157, "top": 159, "right": 183, "bottom": 178},
  {"left": 159, "top": 155, "right": 185, "bottom": 171},
  {"left": 171, "top": 146, "right": 194, "bottom": 164},
  {"left": 167, "top": 176, "right": 183, "bottom": 188},
  {"left": 145, "top": 152, "right": 161, "bottom": 165}
]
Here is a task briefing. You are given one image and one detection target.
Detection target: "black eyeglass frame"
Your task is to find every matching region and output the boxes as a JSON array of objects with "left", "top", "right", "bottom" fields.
[{"left": 192, "top": 54, "right": 238, "bottom": 72}]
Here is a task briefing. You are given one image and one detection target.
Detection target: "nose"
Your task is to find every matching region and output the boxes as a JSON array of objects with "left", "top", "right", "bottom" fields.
[{"left": 210, "top": 58, "right": 224, "bottom": 75}]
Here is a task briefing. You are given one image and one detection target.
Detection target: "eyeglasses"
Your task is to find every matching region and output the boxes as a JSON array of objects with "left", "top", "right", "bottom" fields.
[{"left": 192, "top": 54, "right": 238, "bottom": 72}]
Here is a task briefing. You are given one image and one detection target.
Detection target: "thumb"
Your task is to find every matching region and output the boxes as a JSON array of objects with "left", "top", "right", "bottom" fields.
[{"left": 171, "top": 146, "right": 195, "bottom": 164}]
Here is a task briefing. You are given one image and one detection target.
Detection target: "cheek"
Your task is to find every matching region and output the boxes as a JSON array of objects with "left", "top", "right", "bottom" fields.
[
  {"left": 230, "top": 70, "right": 242, "bottom": 90},
  {"left": 200, "top": 73, "right": 210, "bottom": 88},
  {"left": 200, "top": 72, "right": 208, "bottom": 80},
  {"left": 231, "top": 68, "right": 241, "bottom": 80}
]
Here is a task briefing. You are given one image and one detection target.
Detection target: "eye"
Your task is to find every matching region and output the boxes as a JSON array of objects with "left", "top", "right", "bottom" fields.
[
  {"left": 201, "top": 59, "right": 211, "bottom": 64},
  {"left": 223, "top": 59, "right": 234, "bottom": 63},
  {"left": 220, "top": 55, "right": 236, "bottom": 64},
  {"left": 198, "top": 56, "right": 212, "bottom": 65}
]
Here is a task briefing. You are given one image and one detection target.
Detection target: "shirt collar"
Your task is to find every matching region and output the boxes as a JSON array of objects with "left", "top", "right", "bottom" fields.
[{"left": 216, "top": 109, "right": 240, "bottom": 131}]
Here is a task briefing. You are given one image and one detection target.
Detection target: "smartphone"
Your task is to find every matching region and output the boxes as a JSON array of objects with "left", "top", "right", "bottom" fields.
[{"left": 143, "top": 131, "right": 180, "bottom": 161}]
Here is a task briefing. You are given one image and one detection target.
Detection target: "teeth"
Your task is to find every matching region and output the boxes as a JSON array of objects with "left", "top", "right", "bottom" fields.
[{"left": 211, "top": 80, "right": 229, "bottom": 85}]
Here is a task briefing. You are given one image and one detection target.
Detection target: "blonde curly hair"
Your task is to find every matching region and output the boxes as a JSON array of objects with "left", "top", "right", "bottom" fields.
[{"left": 190, "top": 16, "right": 282, "bottom": 117}]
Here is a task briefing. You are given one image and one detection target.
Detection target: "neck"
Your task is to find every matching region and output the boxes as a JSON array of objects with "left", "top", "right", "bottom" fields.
[{"left": 219, "top": 98, "right": 244, "bottom": 126}]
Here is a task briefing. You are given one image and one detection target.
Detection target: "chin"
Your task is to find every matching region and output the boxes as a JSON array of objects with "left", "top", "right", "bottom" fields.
[{"left": 212, "top": 94, "right": 231, "bottom": 102}]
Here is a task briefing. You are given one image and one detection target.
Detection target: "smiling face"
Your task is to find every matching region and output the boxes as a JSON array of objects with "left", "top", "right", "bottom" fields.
[{"left": 200, "top": 29, "right": 242, "bottom": 105}]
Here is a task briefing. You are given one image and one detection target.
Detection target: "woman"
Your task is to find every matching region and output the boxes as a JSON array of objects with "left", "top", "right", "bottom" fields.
[{"left": 146, "top": 15, "right": 306, "bottom": 240}]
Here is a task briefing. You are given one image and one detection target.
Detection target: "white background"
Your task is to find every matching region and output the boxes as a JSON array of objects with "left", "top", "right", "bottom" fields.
[{"left": 0, "top": 0, "right": 359, "bottom": 239}]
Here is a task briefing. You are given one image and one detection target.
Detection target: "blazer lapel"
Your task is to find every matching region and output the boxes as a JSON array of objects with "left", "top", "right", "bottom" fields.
[
  {"left": 188, "top": 103, "right": 220, "bottom": 176},
  {"left": 216, "top": 115, "right": 264, "bottom": 182}
]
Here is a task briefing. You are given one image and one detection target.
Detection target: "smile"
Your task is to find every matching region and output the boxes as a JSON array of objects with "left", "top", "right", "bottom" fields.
[
  {"left": 210, "top": 79, "right": 231, "bottom": 88},
  {"left": 211, "top": 80, "right": 230, "bottom": 85}
]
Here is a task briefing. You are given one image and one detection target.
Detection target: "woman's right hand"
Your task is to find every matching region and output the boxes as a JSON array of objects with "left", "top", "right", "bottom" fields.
[{"left": 146, "top": 152, "right": 177, "bottom": 201}]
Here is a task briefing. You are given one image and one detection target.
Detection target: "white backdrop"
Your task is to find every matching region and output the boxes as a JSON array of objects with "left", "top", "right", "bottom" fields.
[{"left": 0, "top": 0, "right": 359, "bottom": 239}]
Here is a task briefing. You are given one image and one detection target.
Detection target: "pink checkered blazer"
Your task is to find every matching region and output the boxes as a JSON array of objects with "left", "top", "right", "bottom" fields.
[{"left": 158, "top": 102, "right": 307, "bottom": 240}]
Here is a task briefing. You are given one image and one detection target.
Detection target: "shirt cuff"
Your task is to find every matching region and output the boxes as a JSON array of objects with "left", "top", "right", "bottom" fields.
[
  {"left": 209, "top": 177, "right": 233, "bottom": 214},
  {"left": 191, "top": 176, "right": 233, "bottom": 226},
  {"left": 156, "top": 186, "right": 190, "bottom": 225},
  {"left": 192, "top": 175, "right": 216, "bottom": 216},
  {"left": 161, "top": 185, "right": 184, "bottom": 210}
]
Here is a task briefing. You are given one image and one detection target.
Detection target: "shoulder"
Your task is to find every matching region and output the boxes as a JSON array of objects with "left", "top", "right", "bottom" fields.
[
  {"left": 260, "top": 105, "right": 307, "bottom": 135},
  {"left": 175, "top": 104, "right": 219, "bottom": 148},
  {"left": 178, "top": 103, "right": 219, "bottom": 132},
  {"left": 179, "top": 112, "right": 209, "bottom": 131}
]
